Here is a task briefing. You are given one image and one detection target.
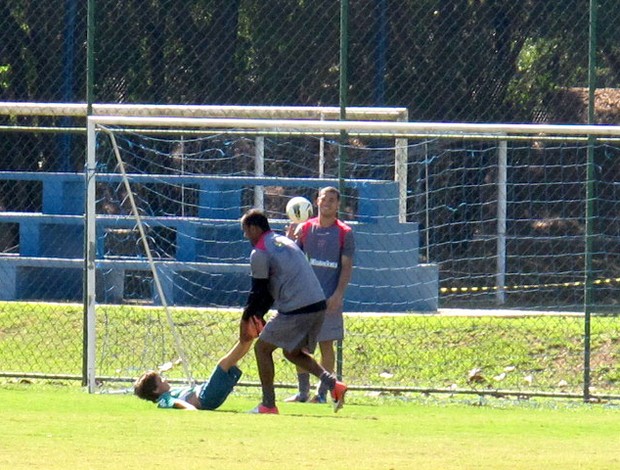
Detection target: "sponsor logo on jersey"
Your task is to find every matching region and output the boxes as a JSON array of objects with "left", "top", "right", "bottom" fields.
[{"left": 309, "top": 258, "right": 338, "bottom": 269}]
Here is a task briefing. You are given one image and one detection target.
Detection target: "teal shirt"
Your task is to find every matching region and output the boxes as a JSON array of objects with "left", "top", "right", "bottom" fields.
[{"left": 157, "top": 385, "right": 196, "bottom": 409}]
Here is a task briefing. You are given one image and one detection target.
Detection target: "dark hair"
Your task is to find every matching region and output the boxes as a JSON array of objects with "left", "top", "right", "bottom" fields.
[
  {"left": 241, "top": 208, "right": 271, "bottom": 232},
  {"left": 133, "top": 370, "right": 161, "bottom": 402}
]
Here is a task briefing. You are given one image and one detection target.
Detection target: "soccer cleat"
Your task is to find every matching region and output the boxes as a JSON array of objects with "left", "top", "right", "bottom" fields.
[
  {"left": 248, "top": 403, "right": 279, "bottom": 414},
  {"left": 284, "top": 393, "right": 308, "bottom": 403},
  {"left": 330, "top": 381, "right": 348, "bottom": 413}
]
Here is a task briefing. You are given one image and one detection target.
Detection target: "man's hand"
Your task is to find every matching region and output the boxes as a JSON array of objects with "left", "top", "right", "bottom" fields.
[
  {"left": 239, "top": 316, "right": 265, "bottom": 342},
  {"left": 285, "top": 222, "right": 299, "bottom": 240},
  {"left": 326, "top": 292, "right": 344, "bottom": 313}
]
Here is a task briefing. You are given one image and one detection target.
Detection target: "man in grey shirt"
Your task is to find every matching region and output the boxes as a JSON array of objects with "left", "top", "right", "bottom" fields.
[{"left": 240, "top": 209, "right": 348, "bottom": 414}]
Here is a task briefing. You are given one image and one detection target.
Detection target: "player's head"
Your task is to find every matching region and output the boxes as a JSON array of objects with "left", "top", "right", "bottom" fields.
[
  {"left": 241, "top": 209, "right": 271, "bottom": 246},
  {"left": 319, "top": 186, "right": 340, "bottom": 200},
  {"left": 317, "top": 186, "right": 340, "bottom": 217},
  {"left": 134, "top": 370, "right": 169, "bottom": 402}
]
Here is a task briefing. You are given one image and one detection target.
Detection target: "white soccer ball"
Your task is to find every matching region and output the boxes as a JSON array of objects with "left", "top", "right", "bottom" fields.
[{"left": 286, "top": 196, "right": 313, "bottom": 223}]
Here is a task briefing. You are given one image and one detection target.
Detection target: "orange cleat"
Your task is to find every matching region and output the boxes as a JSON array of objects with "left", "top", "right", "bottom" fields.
[
  {"left": 330, "top": 381, "right": 348, "bottom": 413},
  {"left": 248, "top": 403, "right": 279, "bottom": 414}
]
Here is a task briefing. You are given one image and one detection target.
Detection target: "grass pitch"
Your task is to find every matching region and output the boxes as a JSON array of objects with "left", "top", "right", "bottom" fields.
[{"left": 1, "top": 383, "right": 619, "bottom": 470}]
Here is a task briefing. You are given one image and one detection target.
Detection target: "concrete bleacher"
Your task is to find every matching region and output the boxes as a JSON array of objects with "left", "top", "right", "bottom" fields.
[{"left": 0, "top": 171, "right": 438, "bottom": 312}]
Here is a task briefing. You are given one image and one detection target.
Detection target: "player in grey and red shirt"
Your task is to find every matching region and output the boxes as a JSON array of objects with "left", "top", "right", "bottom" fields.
[
  {"left": 240, "top": 209, "right": 348, "bottom": 414},
  {"left": 285, "top": 186, "right": 355, "bottom": 403}
]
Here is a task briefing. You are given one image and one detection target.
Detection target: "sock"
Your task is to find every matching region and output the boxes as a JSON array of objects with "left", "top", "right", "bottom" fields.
[
  {"left": 298, "top": 372, "right": 311, "bottom": 401},
  {"left": 319, "top": 371, "right": 336, "bottom": 393},
  {"left": 262, "top": 386, "right": 276, "bottom": 409},
  {"left": 316, "top": 380, "right": 329, "bottom": 398}
]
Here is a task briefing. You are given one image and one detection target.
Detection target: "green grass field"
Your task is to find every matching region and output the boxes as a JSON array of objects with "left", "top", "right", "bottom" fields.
[
  {"left": 2, "top": 301, "right": 620, "bottom": 396},
  {"left": 1, "top": 383, "right": 619, "bottom": 469}
]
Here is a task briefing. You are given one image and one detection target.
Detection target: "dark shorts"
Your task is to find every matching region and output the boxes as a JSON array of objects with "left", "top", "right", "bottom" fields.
[
  {"left": 317, "top": 308, "right": 344, "bottom": 342},
  {"left": 259, "top": 310, "right": 326, "bottom": 353},
  {"left": 198, "top": 364, "right": 242, "bottom": 410}
]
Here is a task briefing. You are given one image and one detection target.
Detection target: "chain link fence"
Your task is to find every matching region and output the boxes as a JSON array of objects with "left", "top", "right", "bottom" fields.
[
  {"left": 2, "top": 1, "right": 620, "bottom": 121},
  {"left": 1, "top": 2, "right": 620, "bottom": 400}
]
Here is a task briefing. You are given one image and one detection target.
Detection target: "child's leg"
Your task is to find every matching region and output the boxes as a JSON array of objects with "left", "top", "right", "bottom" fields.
[{"left": 218, "top": 339, "right": 254, "bottom": 372}]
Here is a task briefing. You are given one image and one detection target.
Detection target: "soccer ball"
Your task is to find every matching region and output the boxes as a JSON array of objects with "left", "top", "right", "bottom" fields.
[{"left": 286, "top": 196, "right": 313, "bottom": 223}]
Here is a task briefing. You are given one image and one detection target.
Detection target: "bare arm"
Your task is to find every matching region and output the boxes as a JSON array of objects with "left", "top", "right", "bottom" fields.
[
  {"left": 285, "top": 223, "right": 301, "bottom": 240},
  {"left": 326, "top": 254, "right": 353, "bottom": 313},
  {"left": 172, "top": 399, "right": 198, "bottom": 410}
]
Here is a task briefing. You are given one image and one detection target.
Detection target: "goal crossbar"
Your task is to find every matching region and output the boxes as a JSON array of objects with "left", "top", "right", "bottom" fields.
[{"left": 90, "top": 115, "right": 620, "bottom": 140}]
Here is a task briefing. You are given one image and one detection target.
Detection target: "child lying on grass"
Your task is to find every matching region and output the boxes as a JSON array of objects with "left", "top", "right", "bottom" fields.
[{"left": 133, "top": 317, "right": 262, "bottom": 410}]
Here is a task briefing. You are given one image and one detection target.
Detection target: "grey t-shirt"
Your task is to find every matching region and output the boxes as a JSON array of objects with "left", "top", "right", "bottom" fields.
[{"left": 250, "top": 230, "right": 325, "bottom": 314}]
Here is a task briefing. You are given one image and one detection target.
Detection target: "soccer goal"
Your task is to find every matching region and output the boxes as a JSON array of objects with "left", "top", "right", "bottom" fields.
[{"left": 83, "top": 106, "right": 416, "bottom": 392}]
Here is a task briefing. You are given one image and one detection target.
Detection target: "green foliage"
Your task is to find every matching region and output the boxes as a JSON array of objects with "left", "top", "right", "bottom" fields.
[
  {"left": 0, "top": 1, "right": 618, "bottom": 121},
  {"left": 507, "top": 36, "right": 588, "bottom": 118},
  {"left": 0, "top": 65, "right": 10, "bottom": 90}
]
